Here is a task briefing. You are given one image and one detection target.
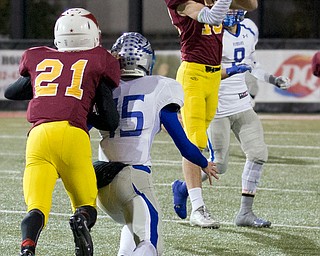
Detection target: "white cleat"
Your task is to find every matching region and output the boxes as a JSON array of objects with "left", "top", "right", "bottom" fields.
[{"left": 189, "top": 206, "right": 220, "bottom": 228}]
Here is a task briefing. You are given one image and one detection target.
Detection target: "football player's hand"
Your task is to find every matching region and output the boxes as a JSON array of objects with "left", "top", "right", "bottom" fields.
[
  {"left": 275, "top": 76, "right": 291, "bottom": 90},
  {"left": 202, "top": 161, "right": 219, "bottom": 185},
  {"left": 226, "top": 64, "right": 252, "bottom": 77}
]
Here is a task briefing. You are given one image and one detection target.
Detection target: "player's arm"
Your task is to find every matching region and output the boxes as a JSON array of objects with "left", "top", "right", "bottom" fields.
[
  {"left": 230, "top": 0, "right": 258, "bottom": 11},
  {"left": 4, "top": 76, "right": 33, "bottom": 100},
  {"left": 221, "top": 64, "right": 252, "bottom": 79},
  {"left": 160, "top": 104, "right": 219, "bottom": 183},
  {"left": 250, "top": 68, "right": 292, "bottom": 90},
  {"left": 177, "top": 0, "right": 232, "bottom": 26},
  {"left": 87, "top": 79, "right": 119, "bottom": 131}
]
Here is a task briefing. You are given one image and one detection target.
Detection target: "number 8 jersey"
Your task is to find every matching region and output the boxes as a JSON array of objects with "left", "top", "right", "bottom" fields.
[
  {"left": 217, "top": 18, "right": 258, "bottom": 117},
  {"left": 19, "top": 46, "right": 120, "bottom": 132},
  {"left": 99, "top": 75, "right": 184, "bottom": 166}
]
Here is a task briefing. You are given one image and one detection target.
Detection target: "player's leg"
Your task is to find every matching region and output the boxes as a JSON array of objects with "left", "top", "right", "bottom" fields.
[
  {"left": 59, "top": 123, "right": 98, "bottom": 255},
  {"left": 97, "top": 166, "right": 162, "bottom": 255},
  {"left": 207, "top": 116, "right": 232, "bottom": 175},
  {"left": 20, "top": 124, "right": 59, "bottom": 256},
  {"left": 129, "top": 166, "right": 162, "bottom": 255},
  {"left": 231, "top": 109, "right": 271, "bottom": 227},
  {"left": 174, "top": 62, "right": 220, "bottom": 228},
  {"left": 188, "top": 64, "right": 221, "bottom": 228},
  {"left": 117, "top": 225, "right": 136, "bottom": 256}
]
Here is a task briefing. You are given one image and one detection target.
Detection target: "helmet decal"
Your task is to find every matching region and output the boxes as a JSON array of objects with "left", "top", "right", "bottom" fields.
[
  {"left": 111, "top": 32, "right": 155, "bottom": 77},
  {"left": 54, "top": 8, "right": 101, "bottom": 51}
]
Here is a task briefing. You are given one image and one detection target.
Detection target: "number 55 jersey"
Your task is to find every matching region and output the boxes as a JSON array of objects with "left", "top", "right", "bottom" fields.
[{"left": 99, "top": 75, "right": 184, "bottom": 166}]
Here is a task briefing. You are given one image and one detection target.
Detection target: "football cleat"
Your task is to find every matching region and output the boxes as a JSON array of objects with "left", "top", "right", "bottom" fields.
[
  {"left": 172, "top": 180, "right": 188, "bottom": 219},
  {"left": 235, "top": 212, "right": 271, "bottom": 228},
  {"left": 190, "top": 205, "right": 220, "bottom": 228},
  {"left": 19, "top": 249, "right": 34, "bottom": 256},
  {"left": 69, "top": 213, "right": 93, "bottom": 256}
]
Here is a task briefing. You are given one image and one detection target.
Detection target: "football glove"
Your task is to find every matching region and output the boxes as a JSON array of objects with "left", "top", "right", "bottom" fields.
[
  {"left": 274, "top": 76, "right": 291, "bottom": 90},
  {"left": 226, "top": 64, "right": 252, "bottom": 77}
]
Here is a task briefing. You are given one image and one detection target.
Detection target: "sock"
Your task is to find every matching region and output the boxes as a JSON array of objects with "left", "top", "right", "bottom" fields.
[
  {"left": 189, "top": 188, "right": 204, "bottom": 212},
  {"left": 21, "top": 209, "right": 44, "bottom": 252},
  {"left": 239, "top": 194, "right": 255, "bottom": 215}
]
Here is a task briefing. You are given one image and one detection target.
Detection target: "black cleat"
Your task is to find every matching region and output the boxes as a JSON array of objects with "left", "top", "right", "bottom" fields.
[
  {"left": 69, "top": 213, "right": 93, "bottom": 256},
  {"left": 20, "top": 249, "right": 34, "bottom": 256}
]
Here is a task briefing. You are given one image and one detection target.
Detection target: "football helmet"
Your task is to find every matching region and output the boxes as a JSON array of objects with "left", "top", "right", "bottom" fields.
[
  {"left": 54, "top": 8, "right": 101, "bottom": 51},
  {"left": 111, "top": 32, "right": 155, "bottom": 77},
  {"left": 223, "top": 10, "right": 245, "bottom": 27}
]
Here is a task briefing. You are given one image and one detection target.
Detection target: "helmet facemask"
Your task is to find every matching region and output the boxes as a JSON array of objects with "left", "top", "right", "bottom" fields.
[{"left": 223, "top": 10, "right": 245, "bottom": 27}]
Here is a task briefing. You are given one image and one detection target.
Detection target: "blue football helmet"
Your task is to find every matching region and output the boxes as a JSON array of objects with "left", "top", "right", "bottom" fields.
[
  {"left": 223, "top": 10, "right": 245, "bottom": 27},
  {"left": 111, "top": 32, "right": 155, "bottom": 77}
]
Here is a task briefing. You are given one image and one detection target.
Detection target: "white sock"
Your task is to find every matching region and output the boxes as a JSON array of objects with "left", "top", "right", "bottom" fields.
[{"left": 189, "top": 188, "right": 205, "bottom": 212}]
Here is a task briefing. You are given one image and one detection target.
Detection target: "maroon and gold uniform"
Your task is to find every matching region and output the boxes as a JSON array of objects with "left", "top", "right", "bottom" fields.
[
  {"left": 20, "top": 46, "right": 120, "bottom": 133},
  {"left": 20, "top": 45, "right": 120, "bottom": 225},
  {"left": 165, "top": 0, "right": 223, "bottom": 149}
]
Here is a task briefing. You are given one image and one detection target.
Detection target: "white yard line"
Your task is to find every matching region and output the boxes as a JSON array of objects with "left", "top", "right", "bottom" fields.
[
  {"left": 1, "top": 169, "right": 318, "bottom": 194},
  {"left": 0, "top": 209, "right": 318, "bottom": 231}
]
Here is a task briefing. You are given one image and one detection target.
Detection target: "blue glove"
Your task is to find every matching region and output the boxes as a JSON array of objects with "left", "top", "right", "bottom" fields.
[{"left": 226, "top": 64, "right": 252, "bottom": 77}]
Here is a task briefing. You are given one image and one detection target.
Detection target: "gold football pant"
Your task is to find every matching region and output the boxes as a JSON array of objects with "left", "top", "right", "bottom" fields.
[
  {"left": 23, "top": 121, "right": 97, "bottom": 225},
  {"left": 177, "top": 61, "right": 221, "bottom": 150}
]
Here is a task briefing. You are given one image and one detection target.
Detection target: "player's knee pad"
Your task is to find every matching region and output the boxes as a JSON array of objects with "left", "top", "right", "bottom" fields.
[
  {"left": 248, "top": 144, "right": 268, "bottom": 164},
  {"left": 75, "top": 205, "right": 97, "bottom": 229},
  {"left": 242, "top": 160, "right": 264, "bottom": 194}
]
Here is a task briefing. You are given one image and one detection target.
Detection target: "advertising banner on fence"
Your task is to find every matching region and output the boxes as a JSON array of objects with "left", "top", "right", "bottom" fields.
[
  {"left": 153, "top": 50, "right": 320, "bottom": 103},
  {"left": 0, "top": 50, "right": 24, "bottom": 100},
  {"left": 0, "top": 49, "right": 319, "bottom": 103},
  {"left": 253, "top": 50, "right": 320, "bottom": 103}
]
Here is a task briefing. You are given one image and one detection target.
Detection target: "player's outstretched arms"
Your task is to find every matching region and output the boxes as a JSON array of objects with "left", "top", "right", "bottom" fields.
[
  {"left": 230, "top": 0, "right": 258, "bottom": 11},
  {"left": 197, "top": 0, "right": 233, "bottom": 26},
  {"left": 4, "top": 76, "right": 33, "bottom": 100},
  {"left": 160, "top": 105, "right": 219, "bottom": 184},
  {"left": 271, "top": 76, "right": 292, "bottom": 90},
  {"left": 177, "top": 0, "right": 232, "bottom": 26},
  {"left": 251, "top": 68, "right": 291, "bottom": 90}
]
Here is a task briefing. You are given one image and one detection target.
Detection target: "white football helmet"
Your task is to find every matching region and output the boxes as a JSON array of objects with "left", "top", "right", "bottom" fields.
[
  {"left": 54, "top": 8, "right": 101, "bottom": 52},
  {"left": 111, "top": 32, "right": 155, "bottom": 77}
]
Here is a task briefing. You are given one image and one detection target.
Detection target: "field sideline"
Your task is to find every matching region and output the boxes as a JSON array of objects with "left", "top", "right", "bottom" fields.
[{"left": 0, "top": 114, "right": 319, "bottom": 255}]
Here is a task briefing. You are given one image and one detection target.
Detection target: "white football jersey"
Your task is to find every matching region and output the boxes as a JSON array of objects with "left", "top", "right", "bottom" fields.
[
  {"left": 216, "top": 18, "right": 259, "bottom": 118},
  {"left": 99, "top": 75, "right": 184, "bottom": 166}
]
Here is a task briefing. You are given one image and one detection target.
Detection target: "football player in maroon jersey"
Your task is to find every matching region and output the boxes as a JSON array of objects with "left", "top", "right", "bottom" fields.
[
  {"left": 164, "top": 0, "right": 258, "bottom": 228},
  {"left": 10, "top": 8, "right": 120, "bottom": 256}
]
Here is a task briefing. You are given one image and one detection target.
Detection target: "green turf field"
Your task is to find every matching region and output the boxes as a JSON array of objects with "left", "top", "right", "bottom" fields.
[{"left": 0, "top": 115, "right": 319, "bottom": 255}]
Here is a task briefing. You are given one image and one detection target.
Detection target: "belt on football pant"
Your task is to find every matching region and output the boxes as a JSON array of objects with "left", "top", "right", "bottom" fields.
[{"left": 205, "top": 65, "right": 221, "bottom": 73}]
